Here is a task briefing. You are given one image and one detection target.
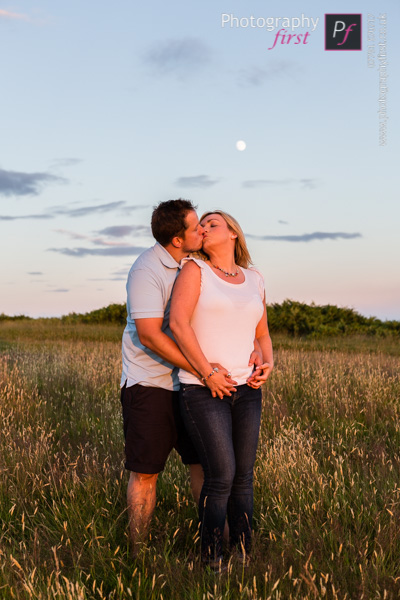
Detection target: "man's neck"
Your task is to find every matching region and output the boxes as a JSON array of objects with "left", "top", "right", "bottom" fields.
[{"left": 162, "top": 243, "right": 189, "bottom": 264}]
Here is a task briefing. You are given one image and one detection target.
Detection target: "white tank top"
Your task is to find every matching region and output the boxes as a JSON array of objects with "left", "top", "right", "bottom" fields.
[{"left": 178, "top": 258, "right": 265, "bottom": 386}]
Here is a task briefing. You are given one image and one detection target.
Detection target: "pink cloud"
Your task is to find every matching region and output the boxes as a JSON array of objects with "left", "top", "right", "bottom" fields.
[{"left": 0, "top": 9, "right": 28, "bottom": 20}]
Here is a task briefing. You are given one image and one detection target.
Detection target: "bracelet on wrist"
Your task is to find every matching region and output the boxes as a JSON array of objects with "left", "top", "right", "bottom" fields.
[{"left": 201, "top": 366, "right": 219, "bottom": 384}]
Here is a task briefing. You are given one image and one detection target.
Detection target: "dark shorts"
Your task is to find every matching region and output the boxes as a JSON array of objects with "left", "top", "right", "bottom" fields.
[{"left": 120, "top": 383, "right": 200, "bottom": 474}]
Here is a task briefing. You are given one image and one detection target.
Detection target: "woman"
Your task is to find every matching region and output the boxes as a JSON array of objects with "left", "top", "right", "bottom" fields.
[{"left": 170, "top": 210, "right": 273, "bottom": 568}]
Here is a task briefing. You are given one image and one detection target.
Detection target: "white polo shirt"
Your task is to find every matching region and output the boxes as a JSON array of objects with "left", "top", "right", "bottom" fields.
[{"left": 121, "top": 242, "right": 180, "bottom": 391}]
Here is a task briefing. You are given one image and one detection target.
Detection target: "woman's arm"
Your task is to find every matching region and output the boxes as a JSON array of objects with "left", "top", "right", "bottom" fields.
[
  {"left": 247, "top": 298, "right": 274, "bottom": 388},
  {"left": 170, "top": 261, "right": 236, "bottom": 399}
]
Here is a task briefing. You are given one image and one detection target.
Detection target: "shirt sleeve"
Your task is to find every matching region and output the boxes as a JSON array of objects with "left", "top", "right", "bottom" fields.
[
  {"left": 180, "top": 256, "right": 206, "bottom": 291},
  {"left": 127, "top": 268, "right": 165, "bottom": 319},
  {"left": 249, "top": 267, "right": 266, "bottom": 300}
]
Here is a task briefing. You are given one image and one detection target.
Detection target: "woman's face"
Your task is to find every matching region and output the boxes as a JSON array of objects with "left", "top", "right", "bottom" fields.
[{"left": 201, "top": 213, "right": 234, "bottom": 252}]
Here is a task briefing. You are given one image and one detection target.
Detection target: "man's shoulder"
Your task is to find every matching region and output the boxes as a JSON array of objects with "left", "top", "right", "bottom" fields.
[
  {"left": 126, "top": 243, "right": 177, "bottom": 309},
  {"left": 129, "top": 243, "right": 178, "bottom": 276},
  {"left": 130, "top": 244, "right": 158, "bottom": 270}
]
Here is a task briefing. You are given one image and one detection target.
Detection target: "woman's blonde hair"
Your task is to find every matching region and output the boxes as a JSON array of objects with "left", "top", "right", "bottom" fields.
[{"left": 198, "top": 210, "right": 253, "bottom": 268}]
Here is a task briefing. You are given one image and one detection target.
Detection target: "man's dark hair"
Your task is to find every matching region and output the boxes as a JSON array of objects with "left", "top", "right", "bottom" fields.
[{"left": 151, "top": 199, "right": 197, "bottom": 246}]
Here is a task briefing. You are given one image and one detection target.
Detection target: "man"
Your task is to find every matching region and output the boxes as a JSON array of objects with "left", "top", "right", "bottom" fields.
[{"left": 120, "top": 199, "right": 260, "bottom": 554}]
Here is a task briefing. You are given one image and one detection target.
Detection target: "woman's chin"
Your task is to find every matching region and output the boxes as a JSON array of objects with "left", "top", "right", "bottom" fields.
[{"left": 202, "top": 238, "right": 216, "bottom": 251}]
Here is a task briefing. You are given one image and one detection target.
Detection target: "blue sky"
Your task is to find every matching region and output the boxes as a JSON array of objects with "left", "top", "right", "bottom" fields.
[{"left": 1, "top": 0, "right": 399, "bottom": 319}]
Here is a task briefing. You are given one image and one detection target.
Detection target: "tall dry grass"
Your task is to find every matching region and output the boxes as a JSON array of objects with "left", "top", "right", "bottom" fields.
[{"left": 0, "top": 323, "right": 399, "bottom": 599}]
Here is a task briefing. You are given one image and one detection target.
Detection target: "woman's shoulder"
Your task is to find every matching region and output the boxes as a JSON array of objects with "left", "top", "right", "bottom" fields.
[
  {"left": 245, "top": 266, "right": 264, "bottom": 279},
  {"left": 244, "top": 266, "right": 265, "bottom": 297},
  {"left": 179, "top": 256, "right": 209, "bottom": 291},
  {"left": 180, "top": 255, "right": 209, "bottom": 270}
]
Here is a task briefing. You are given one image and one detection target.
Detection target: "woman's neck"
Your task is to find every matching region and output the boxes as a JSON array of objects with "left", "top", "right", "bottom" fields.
[{"left": 206, "top": 249, "right": 236, "bottom": 272}]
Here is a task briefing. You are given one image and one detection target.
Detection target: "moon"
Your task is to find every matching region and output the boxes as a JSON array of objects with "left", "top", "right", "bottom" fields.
[{"left": 236, "top": 140, "right": 246, "bottom": 151}]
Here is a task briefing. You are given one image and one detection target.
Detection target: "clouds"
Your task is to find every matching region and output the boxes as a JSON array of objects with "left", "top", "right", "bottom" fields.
[
  {"left": 49, "top": 230, "right": 362, "bottom": 257},
  {"left": 98, "top": 225, "right": 151, "bottom": 237},
  {"left": 246, "top": 232, "right": 362, "bottom": 243},
  {"left": 0, "top": 194, "right": 151, "bottom": 261},
  {"left": 143, "top": 38, "right": 295, "bottom": 88},
  {"left": 88, "top": 266, "right": 131, "bottom": 281},
  {"left": 144, "top": 38, "right": 210, "bottom": 78},
  {"left": 49, "top": 158, "right": 82, "bottom": 169},
  {"left": 0, "top": 201, "right": 148, "bottom": 221},
  {"left": 174, "top": 174, "right": 317, "bottom": 192},
  {"left": 48, "top": 225, "right": 151, "bottom": 258},
  {"left": 0, "top": 168, "right": 67, "bottom": 197},
  {"left": 175, "top": 175, "right": 219, "bottom": 188},
  {"left": 243, "top": 178, "right": 318, "bottom": 190},
  {"left": 237, "top": 61, "right": 297, "bottom": 86},
  {"left": 57, "top": 201, "right": 139, "bottom": 219},
  {"left": 0, "top": 9, "right": 28, "bottom": 20},
  {"left": 49, "top": 246, "right": 147, "bottom": 258},
  {"left": 51, "top": 201, "right": 127, "bottom": 218},
  {"left": 54, "top": 228, "right": 148, "bottom": 248},
  {"left": 0, "top": 214, "right": 53, "bottom": 221}
]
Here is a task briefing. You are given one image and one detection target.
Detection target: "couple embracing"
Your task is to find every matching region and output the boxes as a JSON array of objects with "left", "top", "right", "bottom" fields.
[{"left": 120, "top": 199, "right": 273, "bottom": 569}]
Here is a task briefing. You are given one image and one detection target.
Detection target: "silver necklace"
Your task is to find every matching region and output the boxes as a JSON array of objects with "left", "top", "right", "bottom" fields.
[{"left": 211, "top": 262, "right": 239, "bottom": 277}]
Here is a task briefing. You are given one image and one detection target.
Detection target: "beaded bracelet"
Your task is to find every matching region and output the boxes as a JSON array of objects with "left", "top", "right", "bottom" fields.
[{"left": 201, "top": 366, "right": 219, "bottom": 384}]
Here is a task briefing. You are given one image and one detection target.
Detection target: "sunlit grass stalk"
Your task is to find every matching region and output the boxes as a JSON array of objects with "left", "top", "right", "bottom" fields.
[{"left": 0, "top": 327, "right": 399, "bottom": 598}]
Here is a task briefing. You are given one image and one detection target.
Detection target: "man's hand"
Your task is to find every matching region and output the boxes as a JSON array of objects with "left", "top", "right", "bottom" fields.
[
  {"left": 247, "top": 362, "right": 273, "bottom": 388},
  {"left": 248, "top": 349, "right": 262, "bottom": 370},
  {"left": 247, "top": 349, "right": 263, "bottom": 387}
]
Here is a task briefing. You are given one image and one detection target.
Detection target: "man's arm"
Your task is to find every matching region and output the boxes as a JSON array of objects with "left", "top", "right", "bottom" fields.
[
  {"left": 135, "top": 318, "right": 198, "bottom": 375},
  {"left": 247, "top": 300, "right": 274, "bottom": 388},
  {"left": 129, "top": 265, "right": 232, "bottom": 382},
  {"left": 127, "top": 266, "right": 196, "bottom": 373}
]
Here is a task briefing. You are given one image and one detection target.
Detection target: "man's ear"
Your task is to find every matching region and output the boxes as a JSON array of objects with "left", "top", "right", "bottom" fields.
[{"left": 171, "top": 236, "right": 183, "bottom": 248}]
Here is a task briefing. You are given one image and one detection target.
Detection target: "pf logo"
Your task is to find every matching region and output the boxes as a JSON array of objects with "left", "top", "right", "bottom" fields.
[{"left": 325, "top": 14, "right": 362, "bottom": 50}]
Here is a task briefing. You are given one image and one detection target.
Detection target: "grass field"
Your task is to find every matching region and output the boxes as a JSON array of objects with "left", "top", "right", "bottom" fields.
[{"left": 0, "top": 321, "right": 399, "bottom": 599}]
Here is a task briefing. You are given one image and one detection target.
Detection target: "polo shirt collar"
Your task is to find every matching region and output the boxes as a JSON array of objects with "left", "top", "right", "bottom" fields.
[{"left": 154, "top": 242, "right": 180, "bottom": 269}]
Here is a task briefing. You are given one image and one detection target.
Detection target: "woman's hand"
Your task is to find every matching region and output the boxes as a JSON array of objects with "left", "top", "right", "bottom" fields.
[
  {"left": 210, "top": 363, "right": 238, "bottom": 385},
  {"left": 204, "top": 365, "right": 237, "bottom": 399},
  {"left": 246, "top": 362, "right": 273, "bottom": 388}
]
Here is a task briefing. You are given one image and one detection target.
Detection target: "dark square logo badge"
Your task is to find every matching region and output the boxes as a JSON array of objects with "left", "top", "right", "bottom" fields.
[{"left": 325, "top": 14, "right": 362, "bottom": 50}]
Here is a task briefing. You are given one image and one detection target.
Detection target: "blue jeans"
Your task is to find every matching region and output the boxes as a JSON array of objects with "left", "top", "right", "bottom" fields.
[{"left": 179, "top": 383, "right": 262, "bottom": 562}]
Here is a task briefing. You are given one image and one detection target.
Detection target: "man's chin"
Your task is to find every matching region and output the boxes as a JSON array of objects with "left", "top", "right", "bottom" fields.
[
  {"left": 183, "top": 243, "right": 203, "bottom": 254},
  {"left": 193, "top": 241, "right": 204, "bottom": 252}
]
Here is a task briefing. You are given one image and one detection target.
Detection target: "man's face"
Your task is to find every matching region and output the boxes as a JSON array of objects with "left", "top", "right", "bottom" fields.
[{"left": 181, "top": 210, "right": 204, "bottom": 253}]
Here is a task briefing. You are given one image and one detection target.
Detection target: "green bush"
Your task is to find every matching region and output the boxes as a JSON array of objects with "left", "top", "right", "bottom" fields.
[
  {"left": 61, "top": 303, "right": 127, "bottom": 325},
  {"left": 266, "top": 300, "right": 400, "bottom": 338},
  {"left": 1, "top": 300, "right": 399, "bottom": 338}
]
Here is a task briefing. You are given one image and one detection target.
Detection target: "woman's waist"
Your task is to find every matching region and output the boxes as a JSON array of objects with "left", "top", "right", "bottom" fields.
[{"left": 178, "top": 365, "right": 254, "bottom": 386}]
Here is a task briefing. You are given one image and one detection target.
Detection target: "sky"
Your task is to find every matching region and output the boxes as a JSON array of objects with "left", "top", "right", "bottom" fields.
[{"left": 1, "top": 0, "right": 399, "bottom": 320}]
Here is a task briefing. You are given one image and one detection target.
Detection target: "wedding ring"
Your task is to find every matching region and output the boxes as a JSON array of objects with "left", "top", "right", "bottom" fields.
[{"left": 227, "top": 372, "right": 232, "bottom": 378}]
